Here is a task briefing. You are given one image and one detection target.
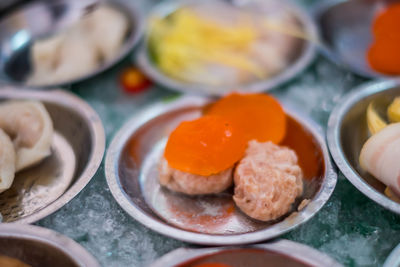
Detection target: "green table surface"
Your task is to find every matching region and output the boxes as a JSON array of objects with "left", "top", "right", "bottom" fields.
[{"left": 34, "top": 0, "right": 400, "bottom": 266}]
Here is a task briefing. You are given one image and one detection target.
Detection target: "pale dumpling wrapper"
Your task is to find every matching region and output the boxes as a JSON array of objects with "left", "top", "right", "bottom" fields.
[
  {"left": 82, "top": 5, "right": 129, "bottom": 61},
  {"left": 0, "top": 101, "right": 53, "bottom": 171},
  {"left": 360, "top": 122, "right": 400, "bottom": 194},
  {"left": 0, "top": 128, "right": 16, "bottom": 193}
]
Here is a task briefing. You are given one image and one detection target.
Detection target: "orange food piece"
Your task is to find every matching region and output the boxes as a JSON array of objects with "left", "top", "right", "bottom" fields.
[
  {"left": 372, "top": 3, "right": 400, "bottom": 39},
  {"left": 368, "top": 3, "right": 400, "bottom": 75},
  {"left": 193, "top": 264, "right": 232, "bottom": 267},
  {"left": 164, "top": 115, "right": 246, "bottom": 176},
  {"left": 206, "top": 93, "right": 286, "bottom": 143}
]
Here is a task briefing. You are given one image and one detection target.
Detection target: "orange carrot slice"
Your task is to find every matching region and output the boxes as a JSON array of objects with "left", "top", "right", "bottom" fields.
[
  {"left": 164, "top": 115, "right": 246, "bottom": 176},
  {"left": 206, "top": 93, "right": 286, "bottom": 143}
]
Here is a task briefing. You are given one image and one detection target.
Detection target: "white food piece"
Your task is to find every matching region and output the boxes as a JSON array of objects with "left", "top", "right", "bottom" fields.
[
  {"left": 0, "top": 101, "right": 53, "bottom": 171},
  {"left": 82, "top": 6, "right": 129, "bottom": 61},
  {"left": 0, "top": 129, "right": 16, "bottom": 193},
  {"left": 27, "top": 5, "right": 128, "bottom": 86},
  {"left": 50, "top": 31, "right": 100, "bottom": 84},
  {"left": 359, "top": 122, "right": 400, "bottom": 194},
  {"left": 233, "top": 140, "right": 303, "bottom": 221},
  {"left": 159, "top": 158, "right": 233, "bottom": 195}
]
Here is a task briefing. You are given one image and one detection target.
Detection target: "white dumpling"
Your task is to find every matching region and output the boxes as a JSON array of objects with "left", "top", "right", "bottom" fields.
[
  {"left": 83, "top": 5, "right": 129, "bottom": 61},
  {"left": 0, "top": 128, "right": 16, "bottom": 193},
  {"left": 27, "top": 34, "right": 66, "bottom": 86},
  {"left": 50, "top": 32, "right": 100, "bottom": 83},
  {"left": 0, "top": 101, "right": 53, "bottom": 171}
]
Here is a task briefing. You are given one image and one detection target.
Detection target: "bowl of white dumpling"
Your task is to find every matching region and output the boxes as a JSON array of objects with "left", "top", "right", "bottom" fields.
[
  {"left": 0, "top": 0, "right": 143, "bottom": 87},
  {"left": 0, "top": 87, "right": 105, "bottom": 223}
]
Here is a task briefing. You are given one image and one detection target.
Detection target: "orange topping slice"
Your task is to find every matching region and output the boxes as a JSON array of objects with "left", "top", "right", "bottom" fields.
[
  {"left": 368, "top": 3, "right": 400, "bottom": 75},
  {"left": 206, "top": 93, "right": 286, "bottom": 143},
  {"left": 164, "top": 115, "right": 246, "bottom": 176}
]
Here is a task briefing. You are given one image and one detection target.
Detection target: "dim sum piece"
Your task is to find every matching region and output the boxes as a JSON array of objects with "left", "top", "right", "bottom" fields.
[
  {"left": 159, "top": 158, "right": 233, "bottom": 195},
  {"left": 233, "top": 141, "right": 303, "bottom": 221},
  {"left": 83, "top": 5, "right": 129, "bottom": 61},
  {"left": 0, "top": 128, "right": 16, "bottom": 193},
  {"left": 359, "top": 122, "right": 400, "bottom": 195},
  {"left": 50, "top": 32, "right": 100, "bottom": 84},
  {"left": 0, "top": 101, "right": 53, "bottom": 171}
]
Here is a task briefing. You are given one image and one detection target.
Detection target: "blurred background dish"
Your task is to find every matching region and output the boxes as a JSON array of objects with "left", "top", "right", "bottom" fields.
[
  {"left": 0, "top": 88, "right": 105, "bottom": 223},
  {"left": 0, "top": 0, "right": 143, "bottom": 88},
  {"left": 0, "top": 224, "right": 99, "bottom": 267},
  {"left": 137, "top": 0, "right": 317, "bottom": 96},
  {"left": 327, "top": 79, "right": 400, "bottom": 214},
  {"left": 105, "top": 95, "right": 337, "bottom": 245},
  {"left": 313, "top": 0, "right": 400, "bottom": 79},
  {"left": 150, "top": 239, "right": 342, "bottom": 267}
]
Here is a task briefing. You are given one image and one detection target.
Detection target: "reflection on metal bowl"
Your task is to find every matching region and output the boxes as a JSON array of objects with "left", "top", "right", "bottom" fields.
[
  {"left": 327, "top": 79, "right": 400, "bottom": 214},
  {"left": 0, "top": 224, "right": 99, "bottom": 267},
  {"left": 105, "top": 95, "right": 337, "bottom": 245},
  {"left": 0, "top": 0, "right": 143, "bottom": 88},
  {"left": 150, "top": 239, "right": 342, "bottom": 267},
  {"left": 0, "top": 87, "right": 105, "bottom": 223},
  {"left": 313, "top": 0, "right": 400, "bottom": 78}
]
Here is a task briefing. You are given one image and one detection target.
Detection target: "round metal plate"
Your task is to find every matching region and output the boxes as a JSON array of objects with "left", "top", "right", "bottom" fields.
[
  {"left": 0, "top": 0, "right": 143, "bottom": 88},
  {"left": 327, "top": 79, "right": 400, "bottom": 214},
  {"left": 313, "top": 0, "right": 400, "bottom": 79},
  {"left": 0, "top": 224, "right": 99, "bottom": 267},
  {"left": 136, "top": 0, "right": 317, "bottom": 96},
  {"left": 0, "top": 87, "right": 105, "bottom": 223},
  {"left": 105, "top": 95, "right": 337, "bottom": 245},
  {"left": 150, "top": 239, "right": 342, "bottom": 267}
]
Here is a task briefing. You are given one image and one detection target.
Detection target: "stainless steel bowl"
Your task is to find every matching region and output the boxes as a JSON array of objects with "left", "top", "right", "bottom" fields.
[
  {"left": 136, "top": 0, "right": 317, "bottom": 96},
  {"left": 105, "top": 95, "right": 337, "bottom": 245},
  {"left": 327, "top": 79, "right": 400, "bottom": 214},
  {"left": 0, "top": 224, "right": 99, "bottom": 267},
  {"left": 313, "top": 0, "right": 399, "bottom": 79},
  {"left": 384, "top": 242, "right": 400, "bottom": 267},
  {"left": 0, "top": 0, "right": 143, "bottom": 88},
  {"left": 150, "top": 239, "right": 342, "bottom": 267},
  {"left": 0, "top": 87, "right": 105, "bottom": 223}
]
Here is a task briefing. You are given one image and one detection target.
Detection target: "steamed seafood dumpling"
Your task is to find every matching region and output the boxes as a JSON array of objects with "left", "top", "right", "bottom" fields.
[
  {"left": 84, "top": 6, "right": 129, "bottom": 61},
  {"left": 233, "top": 141, "right": 303, "bottom": 221},
  {"left": 0, "top": 101, "right": 53, "bottom": 171},
  {"left": 51, "top": 32, "right": 100, "bottom": 84},
  {"left": 0, "top": 129, "right": 16, "bottom": 193},
  {"left": 27, "top": 34, "right": 66, "bottom": 86}
]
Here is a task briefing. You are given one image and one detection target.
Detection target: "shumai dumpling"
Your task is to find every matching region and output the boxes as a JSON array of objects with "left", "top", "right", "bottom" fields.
[
  {"left": 0, "top": 128, "right": 16, "bottom": 193},
  {"left": 0, "top": 101, "right": 53, "bottom": 171}
]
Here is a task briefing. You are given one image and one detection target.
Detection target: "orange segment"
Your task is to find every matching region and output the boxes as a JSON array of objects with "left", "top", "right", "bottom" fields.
[
  {"left": 206, "top": 93, "right": 286, "bottom": 143},
  {"left": 164, "top": 115, "right": 246, "bottom": 176}
]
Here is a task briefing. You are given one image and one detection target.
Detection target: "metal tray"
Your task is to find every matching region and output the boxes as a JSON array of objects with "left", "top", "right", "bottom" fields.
[
  {"left": 0, "top": 224, "right": 99, "bottom": 267},
  {"left": 105, "top": 95, "right": 337, "bottom": 245},
  {"left": 0, "top": 87, "right": 105, "bottom": 223},
  {"left": 136, "top": 0, "right": 317, "bottom": 96},
  {"left": 327, "top": 79, "right": 400, "bottom": 214},
  {"left": 150, "top": 239, "right": 342, "bottom": 267},
  {"left": 0, "top": 0, "right": 143, "bottom": 88}
]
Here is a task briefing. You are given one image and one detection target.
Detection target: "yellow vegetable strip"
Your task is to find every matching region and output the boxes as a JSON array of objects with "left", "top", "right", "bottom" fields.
[{"left": 366, "top": 102, "right": 387, "bottom": 135}]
